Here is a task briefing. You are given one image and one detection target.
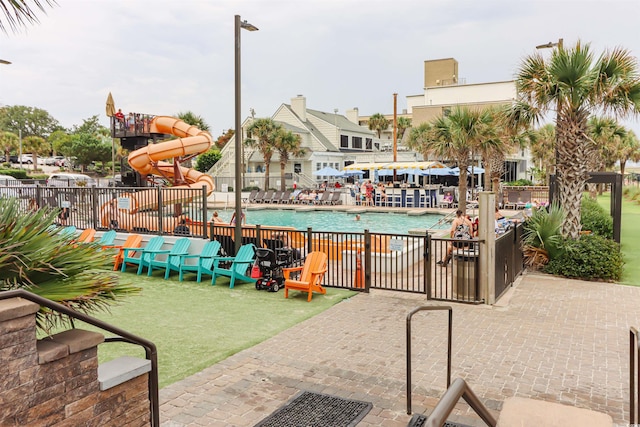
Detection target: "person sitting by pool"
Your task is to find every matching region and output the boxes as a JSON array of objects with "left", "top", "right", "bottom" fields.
[
  {"left": 443, "top": 192, "right": 454, "bottom": 205},
  {"left": 211, "top": 211, "right": 226, "bottom": 224},
  {"left": 437, "top": 209, "right": 473, "bottom": 267},
  {"left": 173, "top": 218, "right": 191, "bottom": 236}
]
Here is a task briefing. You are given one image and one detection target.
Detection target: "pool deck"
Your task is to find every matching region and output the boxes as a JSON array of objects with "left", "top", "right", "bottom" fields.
[{"left": 159, "top": 271, "right": 640, "bottom": 426}]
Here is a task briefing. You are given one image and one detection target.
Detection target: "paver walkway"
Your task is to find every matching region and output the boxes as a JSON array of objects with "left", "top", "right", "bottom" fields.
[{"left": 159, "top": 272, "right": 640, "bottom": 426}]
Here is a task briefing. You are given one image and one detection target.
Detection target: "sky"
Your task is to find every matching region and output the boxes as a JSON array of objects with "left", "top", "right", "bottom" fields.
[{"left": 1, "top": 0, "right": 639, "bottom": 138}]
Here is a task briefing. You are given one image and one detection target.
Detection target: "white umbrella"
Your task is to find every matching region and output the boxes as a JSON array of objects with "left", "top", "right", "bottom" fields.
[{"left": 313, "top": 166, "right": 343, "bottom": 176}]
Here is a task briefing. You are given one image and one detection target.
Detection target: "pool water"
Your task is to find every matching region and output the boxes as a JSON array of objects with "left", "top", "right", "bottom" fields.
[{"left": 209, "top": 209, "right": 445, "bottom": 234}]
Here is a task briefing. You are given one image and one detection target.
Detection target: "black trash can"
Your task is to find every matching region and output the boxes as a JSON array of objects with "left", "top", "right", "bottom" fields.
[{"left": 452, "top": 247, "right": 479, "bottom": 301}]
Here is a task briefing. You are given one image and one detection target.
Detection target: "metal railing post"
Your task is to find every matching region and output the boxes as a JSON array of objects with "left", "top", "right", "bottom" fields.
[{"left": 406, "top": 305, "right": 452, "bottom": 415}]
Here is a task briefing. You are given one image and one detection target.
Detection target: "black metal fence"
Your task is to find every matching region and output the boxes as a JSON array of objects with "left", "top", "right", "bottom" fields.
[
  {"left": 3, "top": 185, "right": 209, "bottom": 238},
  {"left": 3, "top": 186, "right": 524, "bottom": 303},
  {"left": 494, "top": 224, "right": 525, "bottom": 300}
]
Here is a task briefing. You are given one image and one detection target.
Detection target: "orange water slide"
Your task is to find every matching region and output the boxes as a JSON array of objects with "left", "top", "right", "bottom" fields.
[{"left": 99, "top": 116, "right": 215, "bottom": 230}]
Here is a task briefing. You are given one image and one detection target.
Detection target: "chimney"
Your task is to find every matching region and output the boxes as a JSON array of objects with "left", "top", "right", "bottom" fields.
[
  {"left": 291, "top": 95, "right": 307, "bottom": 121},
  {"left": 346, "top": 107, "right": 359, "bottom": 124}
]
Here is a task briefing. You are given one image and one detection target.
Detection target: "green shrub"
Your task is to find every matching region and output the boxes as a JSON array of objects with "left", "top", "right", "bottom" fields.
[
  {"left": 581, "top": 196, "right": 613, "bottom": 238},
  {"left": 0, "top": 169, "right": 28, "bottom": 179},
  {"left": 544, "top": 234, "right": 623, "bottom": 281},
  {"left": 505, "top": 179, "right": 534, "bottom": 186}
]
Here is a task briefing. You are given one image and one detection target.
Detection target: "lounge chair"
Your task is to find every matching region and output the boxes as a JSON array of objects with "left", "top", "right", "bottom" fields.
[
  {"left": 143, "top": 237, "right": 192, "bottom": 279},
  {"left": 178, "top": 240, "right": 222, "bottom": 282},
  {"left": 261, "top": 190, "right": 275, "bottom": 204},
  {"left": 120, "top": 236, "right": 165, "bottom": 274},
  {"left": 268, "top": 190, "right": 283, "bottom": 204},
  {"left": 278, "top": 190, "right": 291, "bottom": 204},
  {"left": 247, "top": 189, "right": 259, "bottom": 204},
  {"left": 103, "top": 234, "right": 143, "bottom": 271},
  {"left": 314, "top": 191, "right": 331, "bottom": 205},
  {"left": 253, "top": 190, "right": 265, "bottom": 203},
  {"left": 211, "top": 244, "right": 256, "bottom": 288},
  {"left": 328, "top": 191, "right": 342, "bottom": 205},
  {"left": 283, "top": 251, "right": 328, "bottom": 302}
]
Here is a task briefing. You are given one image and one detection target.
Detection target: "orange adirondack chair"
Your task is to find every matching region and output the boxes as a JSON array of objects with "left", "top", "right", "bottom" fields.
[
  {"left": 74, "top": 228, "right": 96, "bottom": 244},
  {"left": 283, "top": 251, "right": 328, "bottom": 302},
  {"left": 103, "top": 234, "right": 143, "bottom": 271}
]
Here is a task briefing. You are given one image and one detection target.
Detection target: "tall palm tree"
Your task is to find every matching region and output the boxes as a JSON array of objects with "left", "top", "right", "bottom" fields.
[
  {"left": 177, "top": 111, "right": 211, "bottom": 133},
  {"left": 514, "top": 40, "right": 640, "bottom": 239},
  {"left": 273, "top": 128, "right": 305, "bottom": 191},
  {"left": 397, "top": 116, "right": 412, "bottom": 142},
  {"left": 245, "top": 118, "right": 281, "bottom": 191},
  {"left": 0, "top": 0, "right": 56, "bottom": 33},
  {"left": 22, "top": 135, "right": 47, "bottom": 171},
  {"left": 617, "top": 130, "right": 640, "bottom": 177},
  {"left": 368, "top": 113, "right": 390, "bottom": 139},
  {"left": 529, "top": 124, "right": 556, "bottom": 184},
  {"left": 408, "top": 106, "right": 492, "bottom": 212},
  {"left": 587, "top": 117, "right": 626, "bottom": 197},
  {"left": 0, "top": 130, "right": 18, "bottom": 162}
]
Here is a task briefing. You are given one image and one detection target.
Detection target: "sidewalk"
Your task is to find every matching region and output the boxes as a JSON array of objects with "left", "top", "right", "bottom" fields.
[{"left": 159, "top": 272, "right": 640, "bottom": 426}]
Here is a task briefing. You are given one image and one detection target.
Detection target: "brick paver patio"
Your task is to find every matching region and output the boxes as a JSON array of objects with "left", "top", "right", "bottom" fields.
[{"left": 159, "top": 271, "right": 640, "bottom": 426}]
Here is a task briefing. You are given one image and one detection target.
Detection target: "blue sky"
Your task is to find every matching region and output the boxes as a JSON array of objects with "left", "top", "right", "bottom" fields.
[{"left": 1, "top": 0, "right": 639, "bottom": 137}]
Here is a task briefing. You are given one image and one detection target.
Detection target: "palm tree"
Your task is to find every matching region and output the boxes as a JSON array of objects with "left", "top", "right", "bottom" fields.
[
  {"left": 514, "top": 40, "right": 640, "bottom": 239},
  {"left": 397, "top": 116, "right": 412, "bottom": 141},
  {"left": 22, "top": 135, "right": 48, "bottom": 171},
  {"left": 587, "top": 117, "right": 626, "bottom": 197},
  {"left": 408, "top": 106, "right": 492, "bottom": 212},
  {"left": 177, "top": 111, "right": 211, "bottom": 133},
  {"left": 529, "top": 124, "right": 556, "bottom": 185},
  {"left": 0, "top": 130, "right": 18, "bottom": 162},
  {"left": 368, "top": 113, "right": 390, "bottom": 139},
  {"left": 0, "top": 198, "right": 139, "bottom": 330},
  {"left": 245, "top": 118, "right": 282, "bottom": 191},
  {"left": 273, "top": 128, "right": 305, "bottom": 191},
  {"left": 0, "top": 0, "right": 56, "bottom": 33},
  {"left": 617, "top": 130, "right": 640, "bottom": 177}
]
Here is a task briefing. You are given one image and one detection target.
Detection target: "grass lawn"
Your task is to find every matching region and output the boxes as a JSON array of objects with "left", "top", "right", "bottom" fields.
[
  {"left": 74, "top": 272, "right": 356, "bottom": 388},
  {"left": 598, "top": 191, "right": 640, "bottom": 285}
]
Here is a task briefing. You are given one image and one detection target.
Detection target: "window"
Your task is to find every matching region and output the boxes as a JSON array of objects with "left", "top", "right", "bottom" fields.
[
  {"left": 353, "top": 137, "right": 362, "bottom": 149},
  {"left": 365, "top": 138, "right": 372, "bottom": 150},
  {"left": 294, "top": 163, "right": 301, "bottom": 173},
  {"left": 340, "top": 135, "right": 349, "bottom": 148}
]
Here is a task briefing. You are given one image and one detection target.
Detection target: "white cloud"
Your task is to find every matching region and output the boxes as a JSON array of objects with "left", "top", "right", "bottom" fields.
[{"left": 0, "top": 0, "right": 639, "bottom": 137}]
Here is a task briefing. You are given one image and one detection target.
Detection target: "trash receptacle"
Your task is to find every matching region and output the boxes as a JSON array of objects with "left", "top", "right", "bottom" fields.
[{"left": 452, "top": 247, "right": 479, "bottom": 301}]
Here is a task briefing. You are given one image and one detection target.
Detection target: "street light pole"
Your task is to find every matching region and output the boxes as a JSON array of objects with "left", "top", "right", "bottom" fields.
[
  {"left": 234, "top": 15, "right": 258, "bottom": 255},
  {"left": 536, "top": 38, "right": 563, "bottom": 201}
]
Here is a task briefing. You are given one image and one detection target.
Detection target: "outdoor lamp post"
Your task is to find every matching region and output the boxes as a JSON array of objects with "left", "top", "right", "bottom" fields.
[
  {"left": 536, "top": 38, "right": 563, "bottom": 199},
  {"left": 234, "top": 15, "right": 258, "bottom": 254}
]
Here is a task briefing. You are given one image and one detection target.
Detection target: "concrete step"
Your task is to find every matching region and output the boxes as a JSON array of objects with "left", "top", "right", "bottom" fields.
[
  {"left": 497, "top": 397, "right": 613, "bottom": 427},
  {"left": 97, "top": 356, "right": 151, "bottom": 391}
]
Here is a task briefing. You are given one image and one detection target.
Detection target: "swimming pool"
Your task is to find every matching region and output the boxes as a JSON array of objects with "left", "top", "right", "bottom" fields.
[{"left": 209, "top": 208, "right": 445, "bottom": 234}]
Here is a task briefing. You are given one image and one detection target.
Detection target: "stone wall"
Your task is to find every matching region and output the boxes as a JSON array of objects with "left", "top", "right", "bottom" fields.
[{"left": 0, "top": 297, "right": 150, "bottom": 426}]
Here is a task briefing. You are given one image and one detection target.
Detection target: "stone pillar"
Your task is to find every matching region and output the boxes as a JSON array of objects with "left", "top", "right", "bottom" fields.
[{"left": 478, "top": 192, "right": 496, "bottom": 304}]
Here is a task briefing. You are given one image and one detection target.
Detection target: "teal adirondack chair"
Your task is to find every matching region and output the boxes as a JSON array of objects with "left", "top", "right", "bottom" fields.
[
  {"left": 120, "top": 236, "right": 165, "bottom": 274},
  {"left": 97, "top": 230, "right": 117, "bottom": 247},
  {"left": 211, "top": 244, "right": 256, "bottom": 288},
  {"left": 144, "top": 237, "right": 192, "bottom": 279},
  {"left": 178, "top": 240, "right": 221, "bottom": 282}
]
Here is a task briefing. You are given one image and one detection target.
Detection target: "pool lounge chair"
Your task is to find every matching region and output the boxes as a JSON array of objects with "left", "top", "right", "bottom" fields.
[
  {"left": 314, "top": 191, "right": 332, "bottom": 205},
  {"left": 245, "top": 189, "right": 258, "bottom": 203},
  {"left": 278, "top": 190, "right": 291, "bottom": 204},
  {"left": 260, "top": 190, "right": 275, "bottom": 204},
  {"left": 211, "top": 244, "right": 256, "bottom": 288}
]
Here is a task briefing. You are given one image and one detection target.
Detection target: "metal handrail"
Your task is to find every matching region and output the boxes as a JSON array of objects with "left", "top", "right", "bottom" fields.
[
  {"left": 0, "top": 290, "right": 159, "bottom": 427},
  {"left": 406, "top": 305, "right": 452, "bottom": 415},
  {"left": 631, "top": 327, "right": 640, "bottom": 423},
  {"left": 424, "top": 378, "right": 497, "bottom": 427}
]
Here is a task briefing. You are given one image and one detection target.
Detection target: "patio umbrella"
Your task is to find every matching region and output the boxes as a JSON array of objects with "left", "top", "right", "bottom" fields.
[
  {"left": 313, "top": 166, "right": 343, "bottom": 177},
  {"left": 105, "top": 92, "right": 115, "bottom": 117},
  {"left": 422, "top": 167, "right": 454, "bottom": 176},
  {"left": 343, "top": 169, "right": 364, "bottom": 176},
  {"left": 450, "top": 166, "right": 485, "bottom": 175},
  {"left": 377, "top": 169, "right": 394, "bottom": 176}
]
